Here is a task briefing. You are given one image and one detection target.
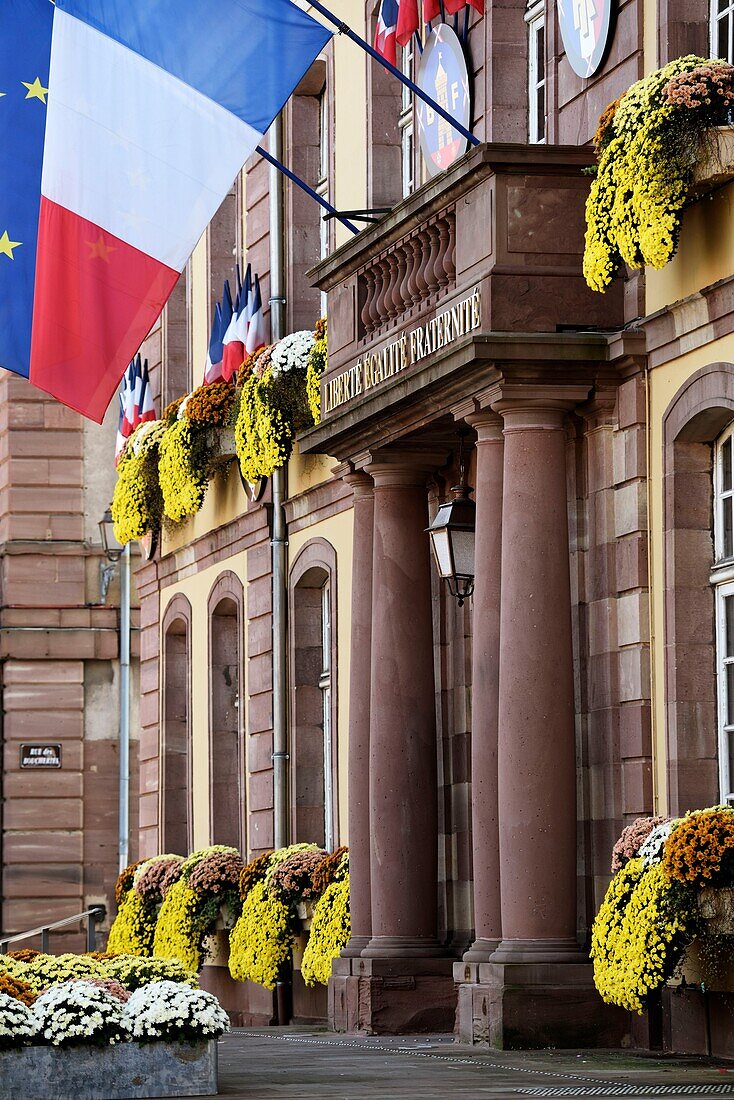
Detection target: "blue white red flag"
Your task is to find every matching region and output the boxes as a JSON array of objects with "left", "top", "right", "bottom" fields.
[
  {"left": 0, "top": 0, "right": 332, "bottom": 422},
  {"left": 204, "top": 304, "right": 225, "bottom": 385},
  {"left": 115, "top": 353, "right": 156, "bottom": 464},
  {"left": 234, "top": 264, "right": 253, "bottom": 352},
  {"left": 245, "top": 274, "right": 267, "bottom": 357},
  {"left": 375, "top": 0, "right": 399, "bottom": 65},
  {"left": 222, "top": 280, "right": 244, "bottom": 383}
]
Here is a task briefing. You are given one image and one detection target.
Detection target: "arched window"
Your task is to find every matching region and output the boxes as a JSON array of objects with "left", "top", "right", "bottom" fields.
[
  {"left": 162, "top": 597, "right": 192, "bottom": 854},
  {"left": 289, "top": 540, "right": 339, "bottom": 848},
  {"left": 208, "top": 573, "right": 246, "bottom": 851},
  {"left": 713, "top": 422, "right": 734, "bottom": 803}
]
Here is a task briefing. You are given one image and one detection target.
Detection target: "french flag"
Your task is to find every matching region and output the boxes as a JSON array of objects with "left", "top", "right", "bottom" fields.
[
  {"left": 222, "top": 280, "right": 245, "bottom": 383},
  {"left": 0, "top": 0, "right": 331, "bottom": 422},
  {"left": 375, "top": 0, "right": 399, "bottom": 65},
  {"left": 245, "top": 274, "right": 267, "bottom": 357},
  {"left": 204, "top": 304, "right": 224, "bottom": 385}
]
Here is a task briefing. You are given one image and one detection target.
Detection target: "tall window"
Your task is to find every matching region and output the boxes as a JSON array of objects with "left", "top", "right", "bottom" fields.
[
  {"left": 714, "top": 424, "right": 734, "bottom": 804},
  {"left": 526, "top": 1, "right": 546, "bottom": 144},
  {"left": 320, "top": 580, "right": 334, "bottom": 851},
  {"left": 209, "top": 588, "right": 245, "bottom": 851},
  {"left": 162, "top": 608, "right": 192, "bottom": 854},
  {"left": 712, "top": 0, "right": 734, "bottom": 63},
  {"left": 290, "top": 545, "right": 338, "bottom": 847},
  {"left": 317, "top": 87, "right": 329, "bottom": 315},
  {"left": 399, "top": 37, "right": 416, "bottom": 198}
]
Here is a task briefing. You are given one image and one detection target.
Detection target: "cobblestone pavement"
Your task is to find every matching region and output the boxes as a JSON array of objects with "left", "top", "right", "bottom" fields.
[{"left": 207, "top": 1029, "right": 734, "bottom": 1100}]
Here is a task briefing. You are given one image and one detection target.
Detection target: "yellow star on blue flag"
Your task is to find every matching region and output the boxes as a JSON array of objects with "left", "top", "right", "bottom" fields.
[
  {"left": 0, "top": 231, "right": 22, "bottom": 259},
  {"left": 22, "top": 76, "right": 48, "bottom": 103}
]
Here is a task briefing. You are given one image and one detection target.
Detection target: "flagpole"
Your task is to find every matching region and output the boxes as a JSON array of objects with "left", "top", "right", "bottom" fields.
[
  {"left": 308, "top": 1, "right": 480, "bottom": 148},
  {"left": 256, "top": 145, "right": 360, "bottom": 236}
]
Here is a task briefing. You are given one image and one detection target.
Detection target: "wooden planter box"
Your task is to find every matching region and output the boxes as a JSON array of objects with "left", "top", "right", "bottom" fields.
[
  {"left": 0, "top": 1039, "right": 217, "bottom": 1100},
  {"left": 692, "top": 126, "right": 734, "bottom": 195},
  {"left": 669, "top": 889, "right": 734, "bottom": 992}
]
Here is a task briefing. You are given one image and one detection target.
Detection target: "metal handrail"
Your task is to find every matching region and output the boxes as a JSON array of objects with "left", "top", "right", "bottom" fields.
[{"left": 0, "top": 906, "right": 106, "bottom": 954}]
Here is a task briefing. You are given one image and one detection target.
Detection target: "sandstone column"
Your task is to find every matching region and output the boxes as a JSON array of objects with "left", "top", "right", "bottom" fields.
[
  {"left": 362, "top": 455, "right": 444, "bottom": 957},
  {"left": 342, "top": 472, "right": 374, "bottom": 956},
  {"left": 491, "top": 394, "right": 587, "bottom": 963},
  {"left": 463, "top": 411, "right": 504, "bottom": 961}
]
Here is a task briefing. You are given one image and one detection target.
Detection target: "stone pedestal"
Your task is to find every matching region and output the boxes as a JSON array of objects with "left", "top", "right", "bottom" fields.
[
  {"left": 456, "top": 962, "right": 628, "bottom": 1049},
  {"left": 330, "top": 955, "right": 456, "bottom": 1034}
]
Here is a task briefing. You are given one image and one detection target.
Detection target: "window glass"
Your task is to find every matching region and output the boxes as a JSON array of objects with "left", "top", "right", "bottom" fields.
[
  {"left": 712, "top": 0, "right": 734, "bottom": 63},
  {"left": 713, "top": 424, "right": 734, "bottom": 803},
  {"left": 526, "top": 2, "right": 546, "bottom": 145},
  {"left": 400, "top": 38, "right": 416, "bottom": 198}
]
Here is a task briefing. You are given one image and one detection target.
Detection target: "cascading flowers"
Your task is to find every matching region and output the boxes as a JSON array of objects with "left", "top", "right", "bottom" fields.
[
  {"left": 591, "top": 859, "right": 695, "bottom": 1013},
  {"left": 584, "top": 57, "right": 734, "bottom": 292},
  {"left": 158, "top": 418, "right": 213, "bottom": 523},
  {"left": 153, "top": 846, "right": 242, "bottom": 971},
  {"left": 301, "top": 850, "right": 350, "bottom": 987},
  {"left": 306, "top": 318, "right": 327, "bottom": 425},
  {"left": 111, "top": 420, "right": 167, "bottom": 545}
]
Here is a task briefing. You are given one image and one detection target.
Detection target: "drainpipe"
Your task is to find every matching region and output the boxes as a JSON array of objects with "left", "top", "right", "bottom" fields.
[
  {"left": 118, "top": 542, "right": 131, "bottom": 873},
  {"left": 268, "top": 112, "right": 291, "bottom": 1028},
  {"left": 269, "top": 113, "right": 288, "bottom": 852}
]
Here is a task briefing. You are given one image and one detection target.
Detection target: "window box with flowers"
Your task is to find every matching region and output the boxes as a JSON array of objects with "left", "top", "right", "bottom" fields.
[
  {"left": 0, "top": 975, "right": 228, "bottom": 1099},
  {"left": 592, "top": 806, "right": 734, "bottom": 1014}
]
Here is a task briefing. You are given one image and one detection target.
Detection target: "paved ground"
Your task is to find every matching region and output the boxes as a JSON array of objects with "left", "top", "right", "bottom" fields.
[{"left": 207, "top": 1029, "right": 734, "bottom": 1099}]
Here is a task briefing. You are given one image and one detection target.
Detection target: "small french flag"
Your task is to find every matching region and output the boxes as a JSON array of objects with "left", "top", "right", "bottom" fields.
[
  {"left": 204, "top": 303, "right": 224, "bottom": 385},
  {"left": 245, "top": 274, "right": 267, "bottom": 357}
]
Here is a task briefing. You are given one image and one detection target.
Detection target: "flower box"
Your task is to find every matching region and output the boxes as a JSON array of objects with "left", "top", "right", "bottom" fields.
[
  {"left": 692, "top": 125, "right": 734, "bottom": 196},
  {"left": 209, "top": 426, "right": 237, "bottom": 466},
  {"left": 0, "top": 1038, "right": 217, "bottom": 1100}
]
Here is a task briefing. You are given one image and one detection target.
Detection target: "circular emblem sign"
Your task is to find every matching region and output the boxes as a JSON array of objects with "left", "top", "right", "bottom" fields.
[
  {"left": 416, "top": 25, "right": 471, "bottom": 179},
  {"left": 557, "top": 0, "right": 615, "bottom": 79}
]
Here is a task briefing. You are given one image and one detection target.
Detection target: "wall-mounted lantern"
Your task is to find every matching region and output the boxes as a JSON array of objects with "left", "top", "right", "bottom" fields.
[{"left": 427, "top": 454, "right": 476, "bottom": 607}]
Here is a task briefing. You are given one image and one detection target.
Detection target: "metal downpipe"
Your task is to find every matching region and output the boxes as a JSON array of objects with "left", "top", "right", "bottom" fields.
[{"left": 268, "top": 114, "right": 289, "bottom": 854}]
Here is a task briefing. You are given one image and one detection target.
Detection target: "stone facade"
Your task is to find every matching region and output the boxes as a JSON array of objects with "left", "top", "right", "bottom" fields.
[
  {"left": 0, "top": 375, "right": 134, "bottom": 949},
  {"left": 120, "top": 0, "right": 734, "bottom": 1056}
]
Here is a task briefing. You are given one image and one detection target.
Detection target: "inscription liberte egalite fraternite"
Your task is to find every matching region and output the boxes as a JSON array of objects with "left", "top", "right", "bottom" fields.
[{"left": 323, "top": 287, "right": 481, "bottom": 415}]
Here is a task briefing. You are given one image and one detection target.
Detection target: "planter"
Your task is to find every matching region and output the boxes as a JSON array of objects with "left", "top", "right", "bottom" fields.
[
  {"left": 692, "top": 126, "right": 734, "bottom": 196},
  {"left": 296, "top": 900, "right": 315, "bottom": 931},
  {"left": 201, "top": 905, "right": 238, "bottom": 967},
  {"left": 209, "top": 426, "right": 237, "bottom": 467},
  {"left": 0, "top": 1039, "right": 217, "bottom": 1100}
]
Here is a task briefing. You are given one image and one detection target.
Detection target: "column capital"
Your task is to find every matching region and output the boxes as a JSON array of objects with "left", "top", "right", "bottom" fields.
[
  {"left": 366, "top": 446, "right": 450, "bottom": 489},
  {"left": 491, "top": 384, "right": 591, "bottom": 432},
  {"left": 343, "top": 470, "right": 374, "bottom": 500}
]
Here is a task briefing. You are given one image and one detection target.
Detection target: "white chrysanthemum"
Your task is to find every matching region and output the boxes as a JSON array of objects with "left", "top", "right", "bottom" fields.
[
  {"left": 32, "top": 982, "right": 127, "bottom": 1047},
  {"left": 271, "top": 330, "right": 315, "bottom": 376},
  {"left": 639, "top": 818, "right": 679, "bottom": 867},
  {"left": 123, "top": 981, "right": 229, "bottom": 1040},
  {"left": 0, "top": 992, "right": 39, "bottom": 1048}
]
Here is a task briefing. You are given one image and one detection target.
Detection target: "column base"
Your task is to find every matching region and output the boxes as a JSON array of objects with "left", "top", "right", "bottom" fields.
[
  {"left": 361, "top": 935, "right": 449, "bottom": 959},
  {"left": 340, "top": 936, "right": 371, "bottom": 958},
  {"left": 462, "top": 937, "right": 501, "bottom": 964},
  {"left": 455, "top": 961, "right": 630, "bottom": 1049},
  {"left": 489, "top": 937, "right": 588, "bottom": 964},
  {"left": 329, "top": 956, "right": 456, "bottom": 1035}
]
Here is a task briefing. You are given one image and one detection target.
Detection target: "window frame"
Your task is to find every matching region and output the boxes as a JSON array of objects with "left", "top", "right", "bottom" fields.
[
  {"left": 711, "top": 0, "right": 734, "bottom": 63},
  {"left": 317, "top": 85, "right": 330, "bottom": 315},
  {"left": 713, "top": 422, "right": 734, "bottom": 804},
  {"left": 399, "top": 35, "right": 416, "bottom": 199},
  {"left": 526, "top": 0, "right": 546, "bottom": 145}
]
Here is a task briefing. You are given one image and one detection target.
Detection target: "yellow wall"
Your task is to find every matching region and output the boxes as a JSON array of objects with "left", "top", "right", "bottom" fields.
[{"left": 648, "top": 332, "right": 734, "bottom": 812}]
